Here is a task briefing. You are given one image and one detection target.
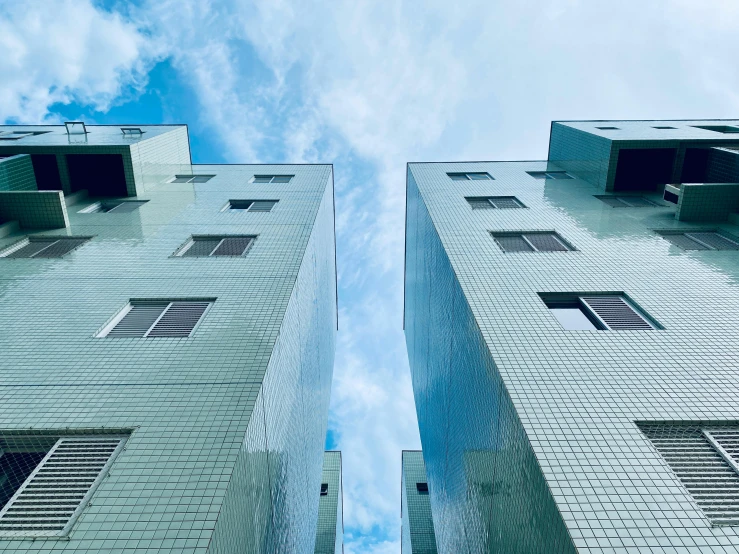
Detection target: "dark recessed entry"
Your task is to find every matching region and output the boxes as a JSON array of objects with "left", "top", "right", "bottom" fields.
[
  {"left": 680, "top": 148, "right": 710, "bottom": 183},
  {"left": 66, "top": 154, "right": 127, "bottom": 197},
  {"left": 30, "top": 154, "right": 62, "bottom": 191},
  {"left": 613, "top": 148, "right": 676, "bottom": 192}
]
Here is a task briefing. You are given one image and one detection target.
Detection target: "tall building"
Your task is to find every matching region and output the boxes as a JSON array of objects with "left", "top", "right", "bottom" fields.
[
  {"left": 404, "top": 120, "right": 739, "bottom": 553},
  {"left": 0, "top": 123, "right": 337, "bottom": 553},
  {"left": 314, "top": 451, "right": 343, "bottom": 554},
  {"left": 401, "top": 450, "right": 438, "bottom": 554}
]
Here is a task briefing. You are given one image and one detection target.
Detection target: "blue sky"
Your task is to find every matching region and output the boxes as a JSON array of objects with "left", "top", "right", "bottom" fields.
[{"left": 2, "top": 1, "right": 739, "bottom": 552}]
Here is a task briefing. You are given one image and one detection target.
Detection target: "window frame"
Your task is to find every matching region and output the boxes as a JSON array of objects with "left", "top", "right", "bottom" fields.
[
  {"left": 0, "top": 236, "right": 92, "bottom": 258},
  {"left": 447, "top": 172, "right": 494, "bottom": 181},
  {"left": 491, "top": 231, "right": 576, "bottom": 253},
  {"left": 173, "top": 235, "right": 256, "bottom": 257},
  {"left": 170, "top": 175, "right": 215, "bottom": 184},
  {"left": 526, "top": 171, "right": 574, "bottom": 180},
  {"left": 656, "top": 229, "right": 739, "bottom": 251},
  {"left": 465, "top": 196, "right": 526, "bottom": 209},
  {"left": 96, "top": 299, "right": 215, "bottom": 338},
  {"left": 251, "top": 175, "right": 295, "bottom": 184},
  {"left": 539, "top": 293, "right": 659, "bottom": 331},
  {"left": 222, "top": 200, "right": 279, "bottom": 212}
]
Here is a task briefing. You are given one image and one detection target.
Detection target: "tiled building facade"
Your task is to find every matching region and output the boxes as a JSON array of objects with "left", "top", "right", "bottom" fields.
[
  {"left": 404, "top": 120, "right": 739, "bottom": 553},
  {"left": 0, "top": 124, "right": 337, "bottom": 553},
  {"left": 401, "top": 451, "right": 438, "bottom": 554},
  {"left": 314, "top": 451, "right": 343, "bottom": 554}
]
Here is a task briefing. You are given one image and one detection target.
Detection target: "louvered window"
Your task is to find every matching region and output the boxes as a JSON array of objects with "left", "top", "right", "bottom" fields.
[
  {"left": 79, "top": 200, "right": 148, "bottom": 213},
  {"left": 595, "top": 195, "right": 660, "bottom": 207},
  {"left": 540, "top": 293, "right": 657, "bottom": 330},
  {"left": 658, "top": 231, "right": 739, "bottom": 251},
  {"left": 640, "top": 424, "right": 739, "bottom": 525},
  {"left": 526, "top": 171, "right": 573, "bottom": 180},
  {"left": 447, "top": 172, "right": 493, "bottom": 181},
  {"left": 176, "top": 236, "right": 255, "bottom": 257},
  {"left": 98, "top": 300, "right": 213, "bottom": 338},
  {"left": 0, "top": 434, "right": 127, "bottom": 537},
  {"left": 492, "top": 232, "right": 573, "bottom": 252},
  {"left": 170, "top": 175, "right": 215, "bottom": 183},
  {"left": 466, "top": 196, "right": 525, "bottom": 209},
  {"left": 225, "top": 200, "right": 278, "bottom": 212},
  {"left": 252, "top": 175, "right": 294, "bottom": 183},
  {"left": 1, "top": 237, "right": 89, "bottom": 258}
]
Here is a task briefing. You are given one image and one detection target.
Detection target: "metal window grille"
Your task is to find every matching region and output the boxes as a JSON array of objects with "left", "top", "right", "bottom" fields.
[
  {"left": 492, "top": 232, "right": 573, "bottom": 252},
  {"left": 640, "top": 424, "right": 739, "bottom": 526},
  {"left": 120, "top": 128, "right": 143, "bottom": 137},
  {"left": 595, "top": 195, "right": 659, "bottom": 207},
  {"left": 252, "top": 175, "right": 294, "bottom": 183},
  {"left": 466, "top": 196, "right": 524, "bottom": 209},
  {"left": 99, "top": 300, "right": 212, "bottom": 338},
  {"left": 579, "top": 295, "right": 654, "bottom": 330},
  {"left": 659, "top": 231, "right": 739, "bottom": 251},
  {"left": 447, "top": 172, "right": 493, "bottom": 181},
  {"left": 1, "top": 237, "right": 89, "bottom": 259},
  {"left": 177, "top": 236, "right": 255, "bottom": 257},
  {"left": 0, "top": 435, "right": 127, "bottom": 537}
]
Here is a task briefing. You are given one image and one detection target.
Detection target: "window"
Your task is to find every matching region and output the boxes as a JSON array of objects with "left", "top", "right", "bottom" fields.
[
  {"left": 640, "top": 424, "right": 739, "bottom": 526},
  {"left": 466, "top": 196, "right": 525, "bottom": 209},
  {"left": 120, "top": 127, "right": 144, "bottom": 137},
  {"left": 491, "top": 232, "right": 574, "bottom": 253},
  {"left": 64, "top": 121, "right": 87, "bottom": 135},
  {"left": 224, "top": 200, "right": 278, "bottom": 212},
  {"left": 0, "top": 433, "right": 128, "bottom": 537},
  {"left": 540, "top": 294, "right": 657, "bottom": 330},
  {"left": 692, "top": 125, "right": 739, "bottom": 134},
  {"left": 252, "top": 175, "right": 294, "bottom": 184},
  {"left": 416, "top": 482, "right": 429, "bottom": 494},
  {"left": 170, "top": 175, "right": 215, "bottom": 184},
  {"left": 447, "top": 172, "right": 493, "bottom": 181},
  {"left": 0, "top": 237, "right": 90, "bottom": 259},
  {"left": 652, "top": 126, "right": 676, "bottom": 129},
  {"left": 97, "top": 300, "right": 213, "bottom": 338},
  {"left": 595, "top": 126, "right": 619, "bottom": 130},
  {"left": 595, "top": 195, "right": 661, "bottom": 207},
  {"left": 79, "top": 200, "right": 148, "bottom": 213},
  {"left": 658, "top": 230, "right": 739, "bottom": 251},
  {"left": 526, "top": 170, "right": 574, "bottom": 180},
  {"left": 320, "top": 483, "right": 329, "bottom": 496},
  {"left": 175, "top": 236, "right": 255, "bottom": 257}
]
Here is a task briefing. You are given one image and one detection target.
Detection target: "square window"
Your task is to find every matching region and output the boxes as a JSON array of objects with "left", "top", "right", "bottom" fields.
[
  {"left": 416, "top": 482, "right": 429, "bottom": 493},
  {"left": 492, "top": 232, "right": 574, "bottom": 252},
  {"left": 320, "top": 483, "right": 329, "bottom": 496}
]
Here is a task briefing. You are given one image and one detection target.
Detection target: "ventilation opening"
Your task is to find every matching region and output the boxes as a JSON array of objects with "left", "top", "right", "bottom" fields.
[
  {"left": 613, "top": 148, "right": 677, "bottom": 192},
  {"left": 0, "top": 237, "right": 90, "bottom": 259},
  {"left": 0, "top": 432, "right": 128, "bottom": 537},
  {"left": 175, "top": 236, "right": 255, "bottom": 257},
  {"left": 98, "top": 299, "right": 214, "bottom": 338},
  {"left": 30, "top": 155, "right": 62, "bottom": 191},
  {"left": 491, "top": 232, "right": 574, "bottom": 252},
  {"left": 540, "top": 293, "right": 658, "bottom": 330},
  {"left": 640, "top": 424, "right": 739, "bottom": 526},
  {"left": 657, "top": 230, "right": 739, "bottom": 251},
  {"left": 320, "top": 483, "right": 328, "bottom": 496},
  {"left": 66, "top": 154, "right": 127, "bottom": 197},
  {"left": 416, "top": 482, "right": 429, "bottom": 494}
]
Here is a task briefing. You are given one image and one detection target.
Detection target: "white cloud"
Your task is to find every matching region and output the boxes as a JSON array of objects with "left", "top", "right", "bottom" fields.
[{"left": 0, "top": 0, "right": 160, "bottom": 123}]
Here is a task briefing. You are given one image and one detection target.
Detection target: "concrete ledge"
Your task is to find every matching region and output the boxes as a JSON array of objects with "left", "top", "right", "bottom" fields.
[{"left": 0, "top": 191, "right": 69, "bottom": 229}]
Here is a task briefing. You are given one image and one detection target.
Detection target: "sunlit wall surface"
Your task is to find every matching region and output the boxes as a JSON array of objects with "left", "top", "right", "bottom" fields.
[
  {"left": 0, "top": 125, "right": 337, "bottom": 554},
  {"left": 405, "top": 121, "right": 739, "bottom": 554}
]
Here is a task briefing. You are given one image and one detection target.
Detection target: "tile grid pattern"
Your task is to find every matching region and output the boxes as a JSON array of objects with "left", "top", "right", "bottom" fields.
[
  {"left": 314, "top": 452, "right": 342, "bottom": 554},
  {"left": 401, "top": 451, "right": 438, "bottom": 554}
]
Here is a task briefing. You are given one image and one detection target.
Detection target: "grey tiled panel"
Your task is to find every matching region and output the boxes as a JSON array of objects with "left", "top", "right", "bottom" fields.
[
  {"left": 314, "top": 452, "right": 342, "bottom": 554},
  {"left": 405, "top": 159, "right": 739, "bottom": 553},
  {"left": 401, "top": 451, "right": 438, "bottom": 554}
]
